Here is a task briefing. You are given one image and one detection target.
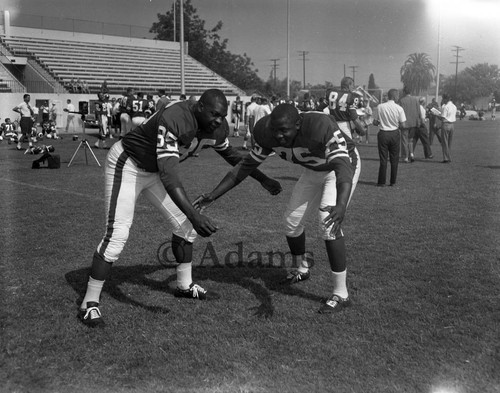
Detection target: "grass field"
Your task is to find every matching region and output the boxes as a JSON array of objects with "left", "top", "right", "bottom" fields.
[{"left": 1, "top": 119, "right": 499, "bottom": 393}]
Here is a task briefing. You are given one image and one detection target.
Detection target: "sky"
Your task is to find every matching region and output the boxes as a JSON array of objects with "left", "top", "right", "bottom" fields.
[{"left": 2, "top": 0, "right": 499, "bottom": 90}]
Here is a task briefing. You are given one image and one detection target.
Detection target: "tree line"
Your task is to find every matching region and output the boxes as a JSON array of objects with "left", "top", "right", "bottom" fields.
[{"left": 150, "top": 1, "right": 499, "bottom": 104}]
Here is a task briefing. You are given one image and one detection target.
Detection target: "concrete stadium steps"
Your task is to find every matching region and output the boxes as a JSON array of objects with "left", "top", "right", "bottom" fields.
[{"left": 1, "top": 34, "right": 245, "bottom": 96}]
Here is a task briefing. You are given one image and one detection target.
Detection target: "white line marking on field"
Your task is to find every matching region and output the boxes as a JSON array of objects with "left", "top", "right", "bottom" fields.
[
  {"left": 0, "top": 178, "right": 278, "bottom": 233},
  {"left": 0, "top": 177, "right": 104, "bottom": 200}
]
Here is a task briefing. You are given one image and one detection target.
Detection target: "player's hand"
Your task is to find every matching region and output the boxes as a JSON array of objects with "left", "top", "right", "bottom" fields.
[
  {"left": 261, "top": 178, "right": 283, "bottom": 195},
  {"left": 320, "top": 204, "right": 346, "bottom": 237},
  {"left": 193, "top": 193, "right": 214, "bottom": 212},
  {"left": 191, "top": 211, "right": 218, "bottom": 237}
]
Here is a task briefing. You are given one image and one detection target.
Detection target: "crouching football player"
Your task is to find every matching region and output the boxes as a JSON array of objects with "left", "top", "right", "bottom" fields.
[
  {"left": 78, "top": 89, "right": 282, "bottom": 327},
  {"left": 195, "top": 104, "right": 360, "bottom": 313}
]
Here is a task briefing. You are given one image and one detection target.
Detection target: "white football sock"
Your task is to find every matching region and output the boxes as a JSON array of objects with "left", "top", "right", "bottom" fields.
[
  {"left": 176, "top": 262, "right": 193, "bottom": 290},
  {"left": 80, "top": 277, "right": 105, "bottom": 310},
  {"left": 331, "top": 270, "right": 348, "bottom": 298},
  {"left": 297, "top": 255, "right": 310, "bottom": 274}
]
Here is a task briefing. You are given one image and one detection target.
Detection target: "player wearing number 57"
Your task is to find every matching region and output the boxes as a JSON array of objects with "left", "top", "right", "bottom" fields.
[{"left": 195, "top": 104, "right": 361, "bottom": 314}]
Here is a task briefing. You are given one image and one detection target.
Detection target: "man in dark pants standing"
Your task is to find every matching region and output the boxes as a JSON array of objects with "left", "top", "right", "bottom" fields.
[
  {"left": 399, "top": 86, "right": 423, "bottom": 163},
  {"left": 373, "top": 89, "right": 407, "bottom": 187}
]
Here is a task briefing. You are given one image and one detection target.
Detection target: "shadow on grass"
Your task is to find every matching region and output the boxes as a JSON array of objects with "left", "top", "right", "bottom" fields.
[
  {"left": 65, "top": 263, "right": 324, "bottom": 319},
  {"left": 65, "top": 264, "right": 172, "bottom": 315}
]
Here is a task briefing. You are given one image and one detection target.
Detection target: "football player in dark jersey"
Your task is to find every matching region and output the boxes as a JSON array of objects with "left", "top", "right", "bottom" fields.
[
  {"left": 231, "top": 96, "right": 244, "bottom": 137},
  {"left": 195, "top": 104, "right": 361, "bottom": 314},
  {"left": 78, "top": 89, "right": 282, "bottom": 327},
  {"left": 145, "top": 94, "right": 156, "bottom": 119},
  {"left": 119, "top": 87, "right": 135, "bottom": 138},
  {"left": 94, "top": 92, "right": 109, "bottom": 148},
  {"left": 131, "top": 91, "right": 149, "bottom": 129},
  {"left": 0, "top": 117, "right": 17, "bottom": 142},
  {"left": 323, "top": 77, "right": 367, "bottom": 140}
]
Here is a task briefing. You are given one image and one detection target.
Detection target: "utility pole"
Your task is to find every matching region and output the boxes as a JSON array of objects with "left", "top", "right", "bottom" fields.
[
  {"left": 348, "top": 65, "right": 359, "bottom": 84},
  {"left": 451, "top": 46, "right": 465, "bottom": 99},
  {"left": 270, "top": 58, "right": 280, "bottom": 88},
  {"left": 298, "top": 51, "right": 309, "bottom": 89}
]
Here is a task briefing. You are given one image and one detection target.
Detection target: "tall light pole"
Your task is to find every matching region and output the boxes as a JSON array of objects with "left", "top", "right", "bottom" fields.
[
  {"left": 180, "top": 0, "right": 185, "bottom": 94},
  {"left": 435, "top": 5, "right": 441, "bottom": 102},
  {"left": 286, "top": 0, "right": 290, "bottom": 99}
]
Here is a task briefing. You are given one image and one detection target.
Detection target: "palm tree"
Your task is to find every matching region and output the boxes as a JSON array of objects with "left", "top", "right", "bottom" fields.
[{"left": 400, "top": 53, "right": 436, "bottom": 95}]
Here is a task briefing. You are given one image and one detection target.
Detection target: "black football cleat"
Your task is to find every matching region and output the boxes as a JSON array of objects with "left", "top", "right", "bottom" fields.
[
  {"left": 78, "top": 302, "right": 104, "bottom": 327},
  {"left": 284, "top": 269, "right": 310, "bottom": 284},
  {"left": 318, "top": 294, "right": 352, "bottom": 314},
  {"left": 174, "top": 283, "right": 207, "bottom": 300}
]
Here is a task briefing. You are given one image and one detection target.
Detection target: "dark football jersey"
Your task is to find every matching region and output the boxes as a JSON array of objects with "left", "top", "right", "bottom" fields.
[
  {"left": 121, "top": 101, "right": 198, "bottom": 172},
  {"left": 120, "top": 94, "right": 136, "bottom": 115},
  {"left": 131, "top": 98, "right": 149, "bottom": 118},
  {"left": 232, "top": 100, "right": 243, "bottom": 114},
  {"left": 250, "top": 112, "right": 358, "bottom": 174},
  {"left": 121, "top": 101, "right": 232, "bottom": 171},
  {"left": 94, "top": 100, "right": 106, "bottom": 116},
  {"left": 325, "top": 89, "right": 362, "bottom": 122}
]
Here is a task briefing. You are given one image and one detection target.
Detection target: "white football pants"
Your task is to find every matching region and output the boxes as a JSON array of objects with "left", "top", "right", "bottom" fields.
[
  {"left": 120, "top": 113, "right": 132, "bottom": 137},
  {"left": 96, "top": 140, "right": 197, "bottom": 263},
  {"left": 284, "top": 149, "right": 360, "bottom": 241}
]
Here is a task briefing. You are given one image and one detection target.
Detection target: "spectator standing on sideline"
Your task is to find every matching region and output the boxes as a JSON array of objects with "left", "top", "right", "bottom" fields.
[
  {"left": 195, "top": 104, "right": 360, "bottom": 314},
  {"left": 373, "top": 88, "right": 406, "bottom": 187},
  {"left": 253, "top": 97, "right": 271, "bottom": 125},
  {"left": 64, "top": 99, "right": 77, "bottom": 133},
  {"left": 12, "top": 93, "right": 35, "bottom": 151},
  {"left": 411, "top": 97, "right": 433, "bottom": 159},
  {"left": 77, "top": 89, "right": 227, "bottom": 327},
  {"left": 437, "top": 93, "right": 456, "bottom": 163},
  {"left": 398, "top": 86, "right": 423, "bottom": 163},
  {"left": 49, "top": 102, "right": 58, "bottom": 124},
  {"left": 491, "top": 98, "right": 496, "bottom": 120},
  {"left": 323, "top": 77, "right": 366, "bottom": 140},
  {"left": 426, "top": 98, "right": 441, "bottom": 145},
  {"left": 243, "top": 94, "right": 259, "bottom": 150},
  {"left": 40, "top": 101, "right": 50, "bottom": 124}
]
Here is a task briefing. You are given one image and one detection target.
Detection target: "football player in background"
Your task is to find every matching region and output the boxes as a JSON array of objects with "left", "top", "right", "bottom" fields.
[
  {"left": 231, "top": 95, "right": 244, "bottom": 137},
  {"left": 145, "top": 94, "right": 156, "bottom": 119},
  {"left": 195, "top": 104, "right": 360, "bottom": 314},
  {"left": 131, "top": 91, "right": 149, "bottom": 129},
  {"left": 78, "top": 89, "right": 282, "bottom": 327},
  {"left": 94, "top": 92, "right": 109, "bottom": 149},
  {"left": 119, "top": 87, "right": 135, "bottom": 138},
  {"left": 323, "top": 77, "right": 367, "bottom": 140},
  {"left": 0, "top": 117, "right": 17, "bottom": 142}
]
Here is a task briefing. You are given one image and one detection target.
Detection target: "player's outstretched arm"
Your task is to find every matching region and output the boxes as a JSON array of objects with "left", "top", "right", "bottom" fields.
[
  {"left": 193, "top": 155, "right": 263, "bottom": 211},
  {"left": 158, "top": 157, "right": 218, "bottom": 237},
  {"left": 215, "top": 145, "right": 282, "bottom": 195}
]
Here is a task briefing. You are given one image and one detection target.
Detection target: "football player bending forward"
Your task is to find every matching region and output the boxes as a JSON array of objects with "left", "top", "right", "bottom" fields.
[
  {"left": 195, "top": 104, "right": 361, "bottom": 314},
  {"left": 77, "top": 89, "right": 282, "bottom": 327}
]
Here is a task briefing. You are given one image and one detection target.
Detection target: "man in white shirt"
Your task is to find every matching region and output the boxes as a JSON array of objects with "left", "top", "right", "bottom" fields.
[
  {"left": 437, "top": 94, "right": 457, "bottom": 163},
  {"left": 64, "top": 99, "right": 77, "bottom": 132},
  {"left": 373, "top": 89, "right": 406, "bottom": 186},
  {"left": 243, "top": 95, "right": 259, "bottom": 149}
]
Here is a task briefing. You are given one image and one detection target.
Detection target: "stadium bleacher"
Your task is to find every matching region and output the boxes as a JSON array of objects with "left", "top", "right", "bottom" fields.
[{"left": 0, "top": 27, "right": 246, "bottom": 97}]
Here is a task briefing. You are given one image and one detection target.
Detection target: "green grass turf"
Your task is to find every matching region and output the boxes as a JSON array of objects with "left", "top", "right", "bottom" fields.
[{"left": 1, "top": 119, "right": 499, "bottom": 393}]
